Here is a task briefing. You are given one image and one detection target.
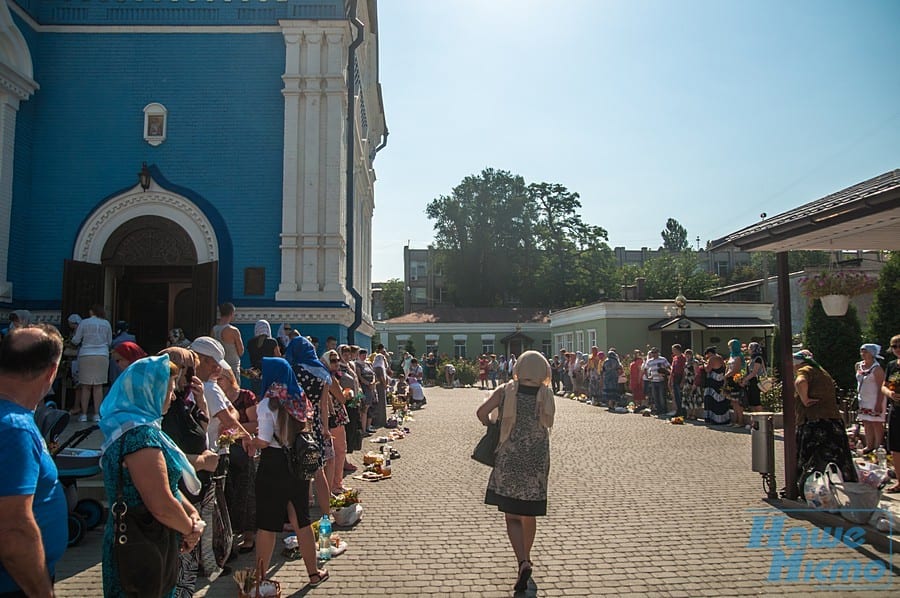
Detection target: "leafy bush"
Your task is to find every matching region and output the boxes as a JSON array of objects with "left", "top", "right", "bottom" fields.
[
  {"left": 451, "top": 359, "right": 479, "bottom": 386},
  {"left": 803, "top": 300, "right": 862, "bottom": 392},
  {"left": 866, "top": 252, "right": 900, "bottom": 354}
]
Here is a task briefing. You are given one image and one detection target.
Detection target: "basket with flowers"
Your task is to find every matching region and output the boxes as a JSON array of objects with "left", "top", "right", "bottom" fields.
[{"left": 798, "top": 271, "right": 878, "bottom": 300}]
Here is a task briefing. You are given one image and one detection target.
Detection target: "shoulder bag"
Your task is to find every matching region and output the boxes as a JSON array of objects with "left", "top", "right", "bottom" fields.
[
  {"left": 274, "top": 431, "right": 321, "bottom": 480},
  {"left": 112, "top": 437, "right": 180, "bottom": 598},
  {"left": 472, "top": 396, "right": 503, "bottom": 467}
]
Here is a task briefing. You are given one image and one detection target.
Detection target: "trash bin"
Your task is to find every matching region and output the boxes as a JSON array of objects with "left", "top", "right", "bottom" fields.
[{"left": 750, "top": 412, "right": 775, "bottom": 474}]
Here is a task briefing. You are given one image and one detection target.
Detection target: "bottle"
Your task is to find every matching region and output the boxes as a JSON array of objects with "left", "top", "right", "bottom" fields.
[
  {"left": 318, "top": 515, "right": 332, "bottom": 561},
  {"left": 381, "top": 454, "right": 392, "bottom": 477},
  {"left": 876, "top": 447, "right": 887, "bottom": 467}
]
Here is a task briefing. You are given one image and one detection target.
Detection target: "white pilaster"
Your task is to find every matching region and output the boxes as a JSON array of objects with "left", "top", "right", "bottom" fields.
[
  {"left": 0, "top": 0, "right": 39, "bottom": 301},
  {"left": 277, "top": 21, "right": 350, "bottom": 303}
]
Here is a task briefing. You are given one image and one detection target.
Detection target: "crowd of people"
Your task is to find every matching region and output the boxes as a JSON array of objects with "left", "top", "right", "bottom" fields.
[
  {"left": 549, "top": 339, "right": 768, "bottom": 427},
  {"left": 0, "top": 304, "right": 427, "bottom": 596}
]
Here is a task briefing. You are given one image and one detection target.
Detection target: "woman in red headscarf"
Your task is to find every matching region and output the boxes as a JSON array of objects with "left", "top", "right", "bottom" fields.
[
  {"left": 110, "top": 341, "right": 148, "bottom": 372},
  {"left": 629, "top": 350, "right": 646, "bottom": 407}
]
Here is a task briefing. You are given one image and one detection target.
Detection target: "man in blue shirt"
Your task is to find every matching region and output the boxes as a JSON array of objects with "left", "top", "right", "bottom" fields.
[{"left": 0, "top": 324, "right": 67, "bottom": 597}]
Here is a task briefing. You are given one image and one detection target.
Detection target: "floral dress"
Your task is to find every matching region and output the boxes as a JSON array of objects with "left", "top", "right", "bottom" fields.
[
  {"left": 294, "top": 367, "right": 327, "bottom": 469},
  {"left": 102, "top": 426, "right": 182, "bottom": 598},
  {"left": 485, "top": 386, "right": 550, "bottom": 516}
]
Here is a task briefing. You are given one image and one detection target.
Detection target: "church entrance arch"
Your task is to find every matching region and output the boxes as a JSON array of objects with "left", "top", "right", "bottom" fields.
[{"left": 63, "top": 185, "right": 219, "bottom": 354}]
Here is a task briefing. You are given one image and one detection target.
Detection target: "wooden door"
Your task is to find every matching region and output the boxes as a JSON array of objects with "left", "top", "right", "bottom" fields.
[
  {"left": 191, "top": 262, "right": 217, "bottom": 341},
  {"left": 61, "top": 259, "right": 104, "bottom": 321}
]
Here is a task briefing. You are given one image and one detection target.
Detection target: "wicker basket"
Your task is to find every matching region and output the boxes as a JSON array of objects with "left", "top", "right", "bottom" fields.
[{"left": 236, "top": 560, "right": 282, "bottom": 598}]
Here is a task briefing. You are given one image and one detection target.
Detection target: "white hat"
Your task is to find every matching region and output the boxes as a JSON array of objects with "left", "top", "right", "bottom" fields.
[{"left": 190, "top": 336, "right": 231, "bottom": 370}]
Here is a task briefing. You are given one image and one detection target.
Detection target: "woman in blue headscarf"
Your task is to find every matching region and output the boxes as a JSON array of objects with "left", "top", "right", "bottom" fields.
[
  {"left": 99, "top": 355, "right": 203, "bottom": 598},
  {"left": 251, "top": 357, "right": 328, "bottom": 587},
  {"left": 285, "top": 335, "right": 334, "bottom": 511}
]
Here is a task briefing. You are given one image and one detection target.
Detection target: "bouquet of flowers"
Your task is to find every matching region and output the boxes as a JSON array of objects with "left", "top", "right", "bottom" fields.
[
  {"left": 798, "top": 271, "right": 878, "bottom": 300},
  {"left": 329, "top": 488, "right": 361, "bottom": 510},
  {"left": 886, "top": 371, "right": 900, "bottom": 401},
  {"left": 218, "top": 428, "right": 242, "bottom": 448}
]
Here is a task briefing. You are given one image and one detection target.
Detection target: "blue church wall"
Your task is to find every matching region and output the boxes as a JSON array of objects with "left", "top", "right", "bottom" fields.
[
  {"left": 12, "top": 0, "right": 345, "bottom": 27},
  {"left": 10, "top": 30, "right": 289, "bottom": 305}
]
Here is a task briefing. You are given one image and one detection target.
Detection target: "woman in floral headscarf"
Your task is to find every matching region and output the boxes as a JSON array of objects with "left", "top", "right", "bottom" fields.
[
  {"left": 251, "top": 357, "right": 328, "bottom": 587},
  {"left": 476, "top": 351, "right": 555, "bottom": 593}
]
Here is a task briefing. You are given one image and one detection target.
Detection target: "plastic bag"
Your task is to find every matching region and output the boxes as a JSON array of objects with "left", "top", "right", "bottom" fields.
[
  {"left": 803, "top": 470, "right": 837, "bottom": 511},
  {"left": 333, "top": 503, "right": 363, "bottom": 527},
  {"left": 855, "top": 461, "right": 889, "bottom": 488},
  {"left": 868, "top": 502, "right": 898, "bottom": 532},
  {"left": 827, "top": 462, "right": 881, "bottom": 524}
]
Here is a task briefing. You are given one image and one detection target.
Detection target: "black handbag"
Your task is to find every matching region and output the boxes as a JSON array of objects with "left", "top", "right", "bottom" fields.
[
  {"left": 274, "top": 431, "right": 321, "bottom": 480},
  {"left": 472, "top": 421, "right": 501, "bottom": 466},
  {"left": 112, "top": 438, "right": 179, "bottom": 598}
]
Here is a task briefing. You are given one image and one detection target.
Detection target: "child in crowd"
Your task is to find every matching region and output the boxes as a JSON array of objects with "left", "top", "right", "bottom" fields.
[{"left": 408, "top": 374, "right": 427, "bottom": 409}]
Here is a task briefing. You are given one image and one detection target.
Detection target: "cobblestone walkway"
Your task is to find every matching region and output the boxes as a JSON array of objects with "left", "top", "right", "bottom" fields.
[{"left": 54, "top": 386, "right": 898, "bottom": 596}]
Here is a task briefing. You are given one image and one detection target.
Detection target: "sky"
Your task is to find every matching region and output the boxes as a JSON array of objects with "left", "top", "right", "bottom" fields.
[{"left": 370, "top": 0, "right": 900, "bottom": 281}]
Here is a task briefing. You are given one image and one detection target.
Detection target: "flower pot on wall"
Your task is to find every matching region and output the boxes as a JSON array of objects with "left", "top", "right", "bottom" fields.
[{"left": 820, "top": 294, "right": 850, "bottom": 317}]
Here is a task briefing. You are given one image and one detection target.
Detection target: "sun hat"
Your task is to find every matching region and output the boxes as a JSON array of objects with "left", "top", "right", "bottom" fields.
[
  {"left": 190, "top": 336, "right": 231, "bottom": 370},
  {"left": 860, "top": 343, "right": 883, "bottom": 359}
]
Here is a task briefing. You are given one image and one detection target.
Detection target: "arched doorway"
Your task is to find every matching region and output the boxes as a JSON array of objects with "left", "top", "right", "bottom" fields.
[{"left": 62, "top": 182, "right": 219, "bottom": 354}]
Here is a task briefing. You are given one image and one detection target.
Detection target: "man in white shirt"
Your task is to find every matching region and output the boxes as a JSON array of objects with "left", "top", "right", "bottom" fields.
[
  {"left": 190, "top": 336, "right": 249, "bottom": 452},
  {"left": 641, "top": 347, "right": 672, "bottom": 418}
]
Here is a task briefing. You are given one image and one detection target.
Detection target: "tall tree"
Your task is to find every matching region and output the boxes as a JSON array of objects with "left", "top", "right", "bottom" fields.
[
  {"left": 660, "top": 218, "right": 689, "bottom": 252},
  {"left": 866, "top": 252, "right": 900, "bottom": 353},
  {"left": 425, "top": 168, "right": 527, "bottom": 306},
  {"left": 380, "top": 278, "right": 405, "bottom": 319},
  {"left": 526, "top": 182, "right": 613, "bottom": 308}
]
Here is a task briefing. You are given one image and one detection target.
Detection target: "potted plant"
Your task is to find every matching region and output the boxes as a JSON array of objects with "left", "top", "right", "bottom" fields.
[{"left": 797, "top": 271, "right": 878, "bottom": 316}]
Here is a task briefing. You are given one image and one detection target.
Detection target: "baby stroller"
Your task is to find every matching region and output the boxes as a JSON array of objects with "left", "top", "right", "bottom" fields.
[{"left": 34, "top": 402, "right": 105, "bottom": 546}]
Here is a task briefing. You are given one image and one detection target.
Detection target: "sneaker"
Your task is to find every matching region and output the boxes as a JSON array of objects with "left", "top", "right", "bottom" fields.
[
  {"left": 666, "top": 411, "right": 677, "bottom": 417},
  {"left": 78, "top": 414, "right": 88, "bottom": 423},
  {"left": 366, "top": 426, "right": 377, "bottom": 434},
  {"left": 343, "top": 463, "right": 358, "bottom": 473},
  {"left": 92, "top": 414, "right": 101, "bottom": 422}
]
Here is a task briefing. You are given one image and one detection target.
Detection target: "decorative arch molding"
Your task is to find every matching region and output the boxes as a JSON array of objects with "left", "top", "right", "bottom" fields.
[
  {"left": 0, "top": 0, "right": 36, "bottom": 100},
  {"left": 74, "top": 182, "right": 219, "bottom": 265}
]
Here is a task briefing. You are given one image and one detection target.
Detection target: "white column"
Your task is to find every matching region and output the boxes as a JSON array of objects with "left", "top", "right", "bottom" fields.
[
  {"left": 278, "top": 21, "right": 349, "bottom": 303},
  {"left": 0, "top": 94, "right": 18, "bottom": 301},
  {"left": 277, "top": 32, "right": 301, "bottom": 297}
]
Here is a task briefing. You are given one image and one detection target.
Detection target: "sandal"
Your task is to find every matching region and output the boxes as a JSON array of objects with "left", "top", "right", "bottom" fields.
[
  {"left": 282, "top": 547, "right": 302, "bottom": 560},
  {"left": 308, "top": 569, "right": 329, "bottom": 587},
  {"left": 887, "top": 484, "right": 900, "bottom": 494},
  {"left": 514, "top": 559, "right": 532, "bottom": 592}
]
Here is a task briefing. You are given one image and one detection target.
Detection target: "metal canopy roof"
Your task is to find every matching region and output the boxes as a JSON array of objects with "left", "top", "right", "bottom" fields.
[{"left": 709, "top": 169, "right": 900, "bottom": 252}]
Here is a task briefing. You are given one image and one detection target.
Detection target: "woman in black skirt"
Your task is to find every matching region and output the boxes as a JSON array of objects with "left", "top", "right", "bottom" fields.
[
  {"left": 251, "top": 357, "right": 328, "bottom": 587},
  {"left": 793, "top": 350, "right": 858, "bottom": 496}
]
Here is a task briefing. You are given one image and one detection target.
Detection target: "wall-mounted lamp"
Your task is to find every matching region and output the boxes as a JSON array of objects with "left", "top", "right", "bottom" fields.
[{"left": 138, "top": 162, "right": 151, "bottom": 191}]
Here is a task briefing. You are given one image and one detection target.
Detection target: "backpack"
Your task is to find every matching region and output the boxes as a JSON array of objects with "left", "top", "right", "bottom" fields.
[{"left": 274, "top": 431, "right": 321, "bottom": 481}]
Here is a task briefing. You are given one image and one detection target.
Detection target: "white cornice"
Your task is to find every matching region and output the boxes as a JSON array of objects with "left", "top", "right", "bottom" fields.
[
  {"left": 549, "top": 301, "right": 773, "bottom": 326},
  {"left": 375, "top": 322, "right": 551, "bottom": 334}
]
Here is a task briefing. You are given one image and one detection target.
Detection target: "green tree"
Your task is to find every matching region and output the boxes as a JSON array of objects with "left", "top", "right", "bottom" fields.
[
  {"left": 633, "top": 252, "right": 720, "bottom": 299},
  {"left": 660, "top": 218, "right": 689, "bottom": 251},
  {"left": 526, "top": 182, "right": 613, "bottom": 308},
  {"left": 380, "top": 278, "right": 405, "bottom": 319},
  {"left": 804, "top": 299, "right": 862, "bottom": 392},
  {"left": 866, "top": 252, "right": 900, "bottom": 352},
  {"left": 425, "top": 168, "right": 527, "bottom": 306}
]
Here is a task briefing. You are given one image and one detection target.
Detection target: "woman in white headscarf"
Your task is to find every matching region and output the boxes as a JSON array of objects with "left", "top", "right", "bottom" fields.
[
  {"left": 476, "top": 351, "right": 555, "bottom": 593},
  {"left": 856, "top": 343, "right": 885, "bottom": 454}
]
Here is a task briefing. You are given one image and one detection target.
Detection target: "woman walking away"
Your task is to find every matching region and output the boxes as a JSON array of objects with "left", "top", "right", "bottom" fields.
[
  {"left": 856, "top": 343, "right": 885, "bottom": 455},
  {"left": 476, "top": 351, "right": 555, "bottom": 593}
]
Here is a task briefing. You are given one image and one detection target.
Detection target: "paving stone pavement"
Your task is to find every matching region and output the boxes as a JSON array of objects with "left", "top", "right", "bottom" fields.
[{"left": 53, "top": 386, "right": 898, "bottom": 596}]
